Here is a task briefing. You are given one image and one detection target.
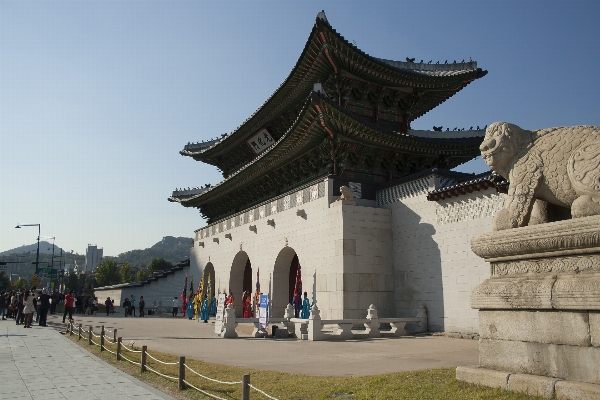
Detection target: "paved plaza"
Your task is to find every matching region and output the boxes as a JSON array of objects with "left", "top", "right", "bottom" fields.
[
  {"left": 44, "top": 312, "right": 478, "bottom": 377},
  {"left": 0, "top": 318, "right": 175, "bottom": 400}
]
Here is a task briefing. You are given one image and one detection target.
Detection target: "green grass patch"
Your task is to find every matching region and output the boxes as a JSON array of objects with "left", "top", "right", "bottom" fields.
[{"left": 65, "top": 331, "right": 543, "bottom": 400}]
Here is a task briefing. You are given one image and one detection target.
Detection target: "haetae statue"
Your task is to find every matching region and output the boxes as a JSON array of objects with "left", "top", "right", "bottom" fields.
[
  {"left": 337, "top": 185, "right": 356, "bottom": 205},
  {"left": 480, "top": 122, "right": 600, "bottom": 230}
]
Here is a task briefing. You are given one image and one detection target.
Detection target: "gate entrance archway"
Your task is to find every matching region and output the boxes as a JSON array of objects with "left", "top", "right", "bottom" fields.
[
  {"left": 229, "top": 251, "right": 251, "bottom": 317},
  {"left": 272, "top": 247, "right": 299, "bottom": 317},
  {"left": 202, "top": 263, "right": 215, "bottom": 298}
]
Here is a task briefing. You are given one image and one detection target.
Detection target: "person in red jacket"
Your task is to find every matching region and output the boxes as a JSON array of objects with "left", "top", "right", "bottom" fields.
[{"left": 62, "top": 290, "right": 75, "bottom": 323}]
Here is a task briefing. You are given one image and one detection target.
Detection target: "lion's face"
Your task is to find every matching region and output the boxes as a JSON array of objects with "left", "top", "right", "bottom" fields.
[{"left": 480, "top": 122, "right": 523, "bottom": 178}]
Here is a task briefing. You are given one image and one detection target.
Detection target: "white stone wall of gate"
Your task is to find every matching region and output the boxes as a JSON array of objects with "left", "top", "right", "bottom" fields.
[
  {"left": 383, "top": 187, "right": 506, "bottom": 333},
  {"left": 190, "top": 179, "right": 395, "bottom": 320}
]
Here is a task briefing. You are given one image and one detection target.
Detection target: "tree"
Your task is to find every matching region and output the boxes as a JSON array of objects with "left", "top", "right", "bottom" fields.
[
  {"left": 148, "top": 257, "right": 173, "bottom": 273},
  {"left": 67, "top": 273, "right": 79, "bottom": 292},
  {"left": 94, "top": 259, "right": 121, "bottom": 287},
  {"left": 13, "top": 278, "right": 30, "bottom": 290},
  {"left": 119, "top": 262, "right": 133, "bottom": 283},
  {"left": 135, "top": 266, "right": 149, "bottom": 282},
  {"left": 0, "top": 272, "right": 10, "bottom": 291}
]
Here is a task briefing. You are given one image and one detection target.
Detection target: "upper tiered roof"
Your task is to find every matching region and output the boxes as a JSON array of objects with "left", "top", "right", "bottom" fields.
[{"left": 180, "top": 11, "right": 487, "bottom": 178}]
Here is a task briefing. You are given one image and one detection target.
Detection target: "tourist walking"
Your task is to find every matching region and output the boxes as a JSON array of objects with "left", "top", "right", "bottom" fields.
[
  {"left": 104, "top": 297, "right": 112, "bottom": 316},
  {"left": 122, "top": 297, "right": 131, "bottom": 316},
  {"left": 38, "top": 288, "right": 51, "bottom": 326},
  {"left": 138, "top": 296, "right": 145, "bottom": 317},
  {"left": 22, "top": 289, "right": 35, "bottom": 328},
  {"left": 171, "top": 297, "right": 179, "bottom": 317},
  {"left": 0, "top": 291, "right": 7, "bottom": 320},
  {"left": 15, "top": 289, "right": 25, "bottom": 325},
  {"left": 63, "top": 290, "right": 75, "bottom": 323},
  {"left": 130, "top": 295, "right": 136, "bottom": 317}
]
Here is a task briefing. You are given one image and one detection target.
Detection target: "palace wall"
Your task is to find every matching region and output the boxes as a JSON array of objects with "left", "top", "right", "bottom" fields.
[
  {"left": 189, "top": 178, "right": 394, "bottom": 320},
  {"left": 96, "top": 265, "right": 190, "bottom": 310},
  {"left": 379, "top": 177, "right": 506, "bottom": 333}
]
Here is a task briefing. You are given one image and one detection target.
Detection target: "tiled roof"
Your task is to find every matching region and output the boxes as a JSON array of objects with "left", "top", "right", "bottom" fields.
[{"left": 427, "top": 171, "right": 508, "bottom": 201}]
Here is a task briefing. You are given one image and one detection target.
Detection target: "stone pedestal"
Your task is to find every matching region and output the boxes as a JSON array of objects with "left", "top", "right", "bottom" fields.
[{"left": 457, "top": 215, "right": 600, "bottom": 399}]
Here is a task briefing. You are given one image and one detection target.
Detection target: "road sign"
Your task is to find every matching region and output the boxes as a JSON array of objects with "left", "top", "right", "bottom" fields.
[
  {"left": 37, "top": 268, "right": 58, "bottom": 278},
  {"left": 32, "top": 275, "right": 39, "bottom": 286}
]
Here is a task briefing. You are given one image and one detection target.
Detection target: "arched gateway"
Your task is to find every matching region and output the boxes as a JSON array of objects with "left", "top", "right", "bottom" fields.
[
  {"left": 229, "top": 251, "right": 252, "bottom": 317},
  {"left": 272, "top": 247, "right": 301, "bottom": 317},
  {"left": 202, "top": 262, "right": 215, "bottom": 298}
]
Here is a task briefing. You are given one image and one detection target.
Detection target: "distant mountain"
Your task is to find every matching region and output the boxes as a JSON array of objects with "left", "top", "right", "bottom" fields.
[
  {"left": 115, "top": 236, "right": 192, "bottom": 267},
  {"left": 1, "top": 237, "right": 192, "bottom": 271},
  {"left": 0, "top": 241, "right": 65, "bottom": 256}
]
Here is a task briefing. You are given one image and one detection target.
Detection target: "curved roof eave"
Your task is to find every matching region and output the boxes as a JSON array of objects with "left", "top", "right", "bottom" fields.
[
  {"left": 180, "top": 13, "right": 486, "bottom": 164},
  {"left": 170, "top": 92, "right": 484, "bottom": 207}
]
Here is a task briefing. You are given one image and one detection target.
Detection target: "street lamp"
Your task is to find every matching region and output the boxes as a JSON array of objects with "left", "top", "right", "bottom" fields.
[
  {"left": 40, "top": 236, "right": 56, "bottom": 268},
  {"left": 15, "top": 223, "right": 41, "bottom": 274}
]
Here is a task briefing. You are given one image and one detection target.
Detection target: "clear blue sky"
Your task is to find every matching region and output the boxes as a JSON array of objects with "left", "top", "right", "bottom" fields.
[{"left": 1, "top": 1, "right": 599, "bottom": 256}]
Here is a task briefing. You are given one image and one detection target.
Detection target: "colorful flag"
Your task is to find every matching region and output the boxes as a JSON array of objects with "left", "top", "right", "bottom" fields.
[
  {"left": 253, "top": 268, "right": 260, "bottom": 317},
  {"left": 181, "top": 273, "right": 188, "bottom": 316},
  {"left": 189, "top": 275, "right": 194, "bottom": 299},
  {"left": 292, "top": 262, "right": 302, "bottom": 318}
]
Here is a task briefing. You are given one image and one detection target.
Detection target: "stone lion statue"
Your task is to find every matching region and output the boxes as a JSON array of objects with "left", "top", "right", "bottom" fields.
[
  {"left": 337, "top": 185, "right": 356, "bottom": 205},
  {"left": 480, "top": 122, "right": 600, "bottom": 230}
]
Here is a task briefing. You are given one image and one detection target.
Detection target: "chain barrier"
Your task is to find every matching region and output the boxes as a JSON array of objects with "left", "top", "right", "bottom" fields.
[
  {"left": 75, "top": 326, "right": 280, "bottom": 400},
  {"left": 184, "top": 365, "right": 242, "bottom": 385},
  {"left": 121, "top": 344, "right": 142, "bottom": 353},
  {"left": 145, "top": 365, "right": 178, "bottom": 381},
  {"left": 120, "top": 353, "right": 141, "bottom": 366},
  {"left": 249, "top": 383, "right": 280, "bottom": 400},
  {"left": 146, "top": 352, "right": 179, "bottom": 365},
  {"left": 182, "top": 379, "right": 229, "bottom": 400}
]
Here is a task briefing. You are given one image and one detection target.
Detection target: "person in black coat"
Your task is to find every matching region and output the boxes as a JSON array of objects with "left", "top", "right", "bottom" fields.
[{"left": 38, "top": 288, "right": 51, "bottom": 326}]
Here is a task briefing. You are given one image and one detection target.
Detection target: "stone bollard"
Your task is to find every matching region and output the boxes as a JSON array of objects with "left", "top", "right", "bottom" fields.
[
  {"left": 88, "top": 326, "right": 93, "bottom": 345},
  {"left": 416, "top": 305, "right": 428, "bottom": 333},
  {"left": 366, "top": 304, "right": 381, "bottom": 338},
  {"left": 222, "top": 304, "right": 238, "bottom": 338},
  {"left": 113, "top": 328, "right": 117, "bottom": 343},
  {"left": 78, "top": 324, "right": 82, "bottom": 340},
  {"left": 283, "top": 303, "right": 295, "bottom": 336},
  {"left": 117, "top": 337, "right": 122, "bottom": 361},
  {"left": 307, "top": 304, "right": 323, "bottom": 341}
]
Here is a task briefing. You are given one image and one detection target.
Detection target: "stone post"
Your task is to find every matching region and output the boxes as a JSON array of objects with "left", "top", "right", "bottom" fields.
[
  {"left": 366, "top": 304, "right": 380, "bottom": 338},
  {"left": 113, "top": 328, "right": 117, "bottom": 343},
  {"left": 222, "top": 304, "right": 238, "bottom": 338},
  {"left": 242, "top": 374, "right": 250, "bottom": 400},
  {"left": 117, "top": 337, "right": 122, "bottom": 361},
  {"left": 78, "top": 324, "right": 82, "bottom": 340},
  {"left": 88, "top": 326, "right": 93, "bottom": 345},
  {"left": 307, "top": 304, "right": 323, "bottom": 341},
  {"left": 283, "top": 303, "right": 295, "bottom": 336}
]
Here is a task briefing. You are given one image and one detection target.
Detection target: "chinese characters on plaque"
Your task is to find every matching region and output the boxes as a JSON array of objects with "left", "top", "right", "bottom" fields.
[{"left": 246, "top": 129, "right": 275, "bottom": 154}]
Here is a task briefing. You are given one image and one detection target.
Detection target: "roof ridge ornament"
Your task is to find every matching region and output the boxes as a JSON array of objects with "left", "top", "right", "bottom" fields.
[{"left": 317, "top": 10, "right": 328, "bottom": 22}]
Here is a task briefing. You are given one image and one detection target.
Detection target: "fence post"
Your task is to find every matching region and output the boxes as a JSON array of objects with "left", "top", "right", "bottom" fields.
[
  {"left": 88, "top": 326, "right": 93, "bottom": 345},
  {"left": 242, "top": 374, "right": 250, "bottom": 400},
  {"left": 113, "top": 328, "right": 117, "bottom": 343},
  {"left": 141, "top": 345, "right": 147, "bottom": 373},
  {"left": 117, "top": 337, "right": 122, "bottom": 361},
  {"left": 178, "top": 356, "right": 185, "bottom": 390},
  {"left": 69, "top": 320, "right": 74, "bottom": 336},
  {"left": 100, "top": 325, "right": 105, "bottom": 351},
  {"left": 78, "top": 324, "right": 82, "bottom": 340}
]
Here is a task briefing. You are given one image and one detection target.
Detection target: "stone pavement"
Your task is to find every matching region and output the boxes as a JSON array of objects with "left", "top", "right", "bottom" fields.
[
  {"left": 45, "top": 312, "right": 479, "bottom": 377},
  {"left": 0, "top": 319, "right": 175, "bottom": 400}
]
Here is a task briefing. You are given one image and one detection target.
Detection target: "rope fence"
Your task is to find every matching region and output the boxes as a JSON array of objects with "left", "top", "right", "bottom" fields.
[{"left": 72, "top": 323, "right": 279, "bottom": 400}]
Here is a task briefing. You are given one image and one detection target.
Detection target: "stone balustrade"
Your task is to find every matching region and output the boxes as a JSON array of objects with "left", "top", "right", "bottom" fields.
[{"left": 219, "top": 303, "right": 427, "bottom": 341}]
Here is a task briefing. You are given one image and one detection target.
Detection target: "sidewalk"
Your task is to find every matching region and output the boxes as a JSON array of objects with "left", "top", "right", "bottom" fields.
[{"left": 0, "top": 319, "right": 175, "bottom": 400}]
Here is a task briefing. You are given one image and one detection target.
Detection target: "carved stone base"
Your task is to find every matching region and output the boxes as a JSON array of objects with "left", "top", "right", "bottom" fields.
[
  {"left": 457, "top": 366, "right": 600, "bottom": 399},
  {"left": 459, "top": 216, "right": 600, "bottom": 397}
]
